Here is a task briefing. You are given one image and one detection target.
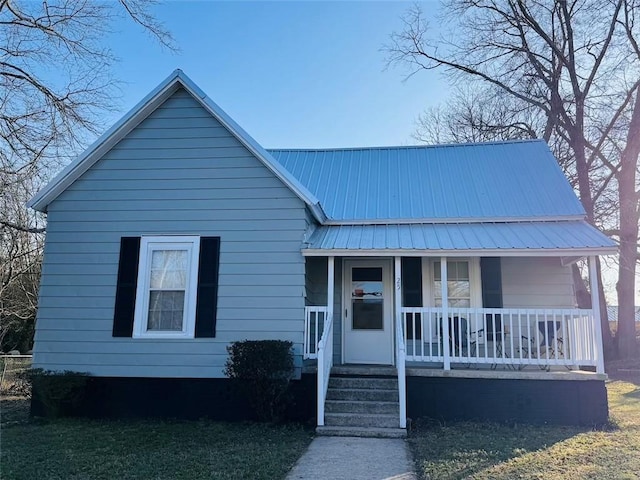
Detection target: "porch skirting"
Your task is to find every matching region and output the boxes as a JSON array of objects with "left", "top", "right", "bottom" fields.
[
  {"left": 31, "top": 372, "right": 608, "bottom": 426},
  {"left": 30, "top": 375, "right": 317, "bottom": 422},
  {"left": 407, "top": 375, "right": 608, "bottom": 426}
]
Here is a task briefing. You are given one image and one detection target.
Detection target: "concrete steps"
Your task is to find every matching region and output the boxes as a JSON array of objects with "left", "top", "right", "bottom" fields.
[{"left": 317, "top": 371, "right": 406, "bottom": 438}]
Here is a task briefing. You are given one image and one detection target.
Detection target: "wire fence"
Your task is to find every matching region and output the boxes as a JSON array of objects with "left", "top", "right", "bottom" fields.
[{"left": 0, "top": 355, "right": 32, "bottom": 397}]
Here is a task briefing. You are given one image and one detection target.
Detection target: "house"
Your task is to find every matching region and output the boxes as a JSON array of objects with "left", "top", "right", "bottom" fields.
[{"left": 28, "top": 70, "right": 616, "bottom": 433}]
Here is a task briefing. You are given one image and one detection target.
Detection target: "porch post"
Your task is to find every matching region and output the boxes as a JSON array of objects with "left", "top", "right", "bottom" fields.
[
  {"left": 327, "top": 256, "right": 334, "bottom": 343},
  {"left": 441, "top": 257, "right": 451, "bottom": 370},
  {"left": 394, "top": 256, "right": 406, "bottom": 428},
  {"left": 394, "top": 256, "right": 402, "bottom": 356},
  {"left": 588, "top": 256, "right": 605, "bottom": 374}
]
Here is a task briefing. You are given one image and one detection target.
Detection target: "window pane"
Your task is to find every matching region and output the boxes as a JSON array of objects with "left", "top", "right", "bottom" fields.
[
  {"left": 455, "top": 262, "right": 469, "bottom": 279},
  {"left": 150, "top": 270, "right": 186, "bottom": 289},
  {"left": 433, "top": 261, "right": 469, "bottom": 281},
  {"left": 450, "top": 298, "right": 471, "bottom": 307},
  {"left": 150, "top": 250, "right": 188, "bottom": 289},
  {"left": 352, "top": 267, "right": 383, "bottom": 299},
  {"left": 147, "top": 291, "right": 185, "bottom": 331},
  {"left": 352, "top": 267, "right": 382, "bottom": 282},
  {"left": 448, "top": 280, "right": 470, "bottom": 298},
  {"left": 352, "top": 299, "right": 383, "bottom": 330}
]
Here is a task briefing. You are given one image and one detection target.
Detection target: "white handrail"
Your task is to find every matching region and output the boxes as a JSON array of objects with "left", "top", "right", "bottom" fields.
[
  {"left": 316, "top": 312, "right": 333, "bottom": 426},
  {"left": 304, "top": 306, "right": 328, "bottom": 359},
  {"left": 396, "top": 311, "right": 407, "bottom": 428},
  {"left": 401, "top": 307, "right": 599, "bottom": 370}
]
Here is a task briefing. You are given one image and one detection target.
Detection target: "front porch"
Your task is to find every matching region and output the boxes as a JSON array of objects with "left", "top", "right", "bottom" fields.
[{"left": 303, "top": 254, "right": 607, "bottom": 431}]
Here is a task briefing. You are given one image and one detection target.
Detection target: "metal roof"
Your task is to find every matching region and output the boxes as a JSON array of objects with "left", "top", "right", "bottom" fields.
[
  {"left": 303, "top": 221, "right": 616, "bottom": 256},
  {"left": 269, "top": 141, "right": 586, "bottom": 222}
]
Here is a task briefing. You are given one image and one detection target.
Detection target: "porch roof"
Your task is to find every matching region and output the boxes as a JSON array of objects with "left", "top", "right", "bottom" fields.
[{"left": 302, "top": 220, "right": 616, "bottom": 256}]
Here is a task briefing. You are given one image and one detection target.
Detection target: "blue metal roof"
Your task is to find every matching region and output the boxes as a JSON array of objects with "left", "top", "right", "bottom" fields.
[
  {"left": 304, "top": 221, "right": 616, "bottom": 255},
  {"left": 269, "top": 140, "right": 586, "bottom": 222}
]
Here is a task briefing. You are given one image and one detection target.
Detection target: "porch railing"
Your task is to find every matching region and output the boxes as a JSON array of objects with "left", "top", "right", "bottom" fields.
[
  {"left": 402, "top": 307, "right": 599, "bottom": 369},
  {"left": 316, "top": 310, "right": 333, "bottom": 426},
  {"left": 304, "top": 306, "right": 328, "bottom": 359}
]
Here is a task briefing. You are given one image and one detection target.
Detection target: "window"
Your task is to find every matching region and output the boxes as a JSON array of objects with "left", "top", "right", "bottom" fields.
[
  {"left": 113, "top": 236, "right": 220, "bottom": 339},
  {"left": 133, "top": 236, "right": 200, "bottom": 338},
  {"left": 432, "top": 260, "right": 474, "bottom": 308}
]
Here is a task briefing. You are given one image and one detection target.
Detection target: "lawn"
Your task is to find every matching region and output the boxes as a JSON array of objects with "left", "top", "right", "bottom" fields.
[
  {"left": 409, "top": 359, "right": 640, "bottom": 480},
  {"left": 0, "top": 398, "right": 313, "bottom": 480}
]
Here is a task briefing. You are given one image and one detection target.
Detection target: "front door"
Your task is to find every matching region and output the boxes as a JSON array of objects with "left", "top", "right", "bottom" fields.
[{"left": 343, "top": 259, "right": 394, "bottom": 365}]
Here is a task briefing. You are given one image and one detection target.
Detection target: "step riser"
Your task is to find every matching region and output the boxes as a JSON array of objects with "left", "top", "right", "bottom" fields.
[
  {"left": 316, "top": 426, "right": 407, "bottom": 438},
  {"left": 326, "top": 389, "right": 398, "bottom": 402},
  {"left": 325, "top": 401, "right": 399, "bottom": 414},
  {"left": 331, "top": 366, "right": 397, "bottom": 376},
  {"left": 325, "top": 414, "right": 399, "bottom": 428},
  {"left": 329, "top": 377, "right": 398, "bottom": 390}
]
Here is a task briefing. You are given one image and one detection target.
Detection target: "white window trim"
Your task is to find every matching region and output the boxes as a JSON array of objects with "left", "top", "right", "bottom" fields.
[
  {"left": 421, "top": 257, "right": 482, "bottom": 308},
  {"left": 133, "top": 236, "right": 200, "bottom": 339}
]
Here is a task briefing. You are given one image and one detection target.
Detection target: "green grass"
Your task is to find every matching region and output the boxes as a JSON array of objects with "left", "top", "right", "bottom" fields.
[
  {"left": 409, "top": 363, "right": 640, "bottom": 479},
  {"left": 0, "top": 400, "right": 313, "bottom": 480}
]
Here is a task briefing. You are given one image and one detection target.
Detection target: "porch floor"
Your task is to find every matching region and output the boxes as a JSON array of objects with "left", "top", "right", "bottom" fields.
[
  {"left": 405, "top": 363, "right": 607, "bottom": 381},
  {"left": 303, "top": 361, "right": 606, "bottom": 381}
]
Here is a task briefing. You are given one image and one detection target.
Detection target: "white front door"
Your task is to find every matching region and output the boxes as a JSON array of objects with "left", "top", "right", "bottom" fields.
[{"left": 343, "top": 259, "right": 394, "bottom": 365}]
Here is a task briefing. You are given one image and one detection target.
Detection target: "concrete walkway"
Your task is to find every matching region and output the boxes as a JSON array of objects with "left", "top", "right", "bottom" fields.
[{"left": 286, "top": 436, "right": 417, "bottom": 480}]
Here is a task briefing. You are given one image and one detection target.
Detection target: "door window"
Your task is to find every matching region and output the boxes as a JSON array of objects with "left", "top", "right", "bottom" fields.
[{"left": 351, "top": 267, "right": 384, "bottom": 330}]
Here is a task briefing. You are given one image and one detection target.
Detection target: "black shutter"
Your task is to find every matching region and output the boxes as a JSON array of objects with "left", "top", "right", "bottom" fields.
[
  {"left": 195, "top": 237, "right": 220, "bottom": 338},
  {"left": 401, "top": 257, "right": 423, "bottom": 307},
  {"left": 401, "top": 257, "right": 423, "bottom": 339},
  {"left": 480, "top": 257, "right": 503, "bottom": 340},
  {"left": 113, "top": 237, "right": 141, "bottom": 337}
]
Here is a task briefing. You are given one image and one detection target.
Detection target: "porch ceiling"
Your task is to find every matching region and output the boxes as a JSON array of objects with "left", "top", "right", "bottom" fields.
[{"left": 302, "top": 220, "right": 616, "bottom": 257}]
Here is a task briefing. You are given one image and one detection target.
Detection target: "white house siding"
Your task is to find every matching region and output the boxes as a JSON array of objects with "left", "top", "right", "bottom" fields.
[
  {"left": 501, "top": 257, "right": 576, "bottom": 308},
  {"left": 33, "top": 88, "right": 308, "bottom": 378}
]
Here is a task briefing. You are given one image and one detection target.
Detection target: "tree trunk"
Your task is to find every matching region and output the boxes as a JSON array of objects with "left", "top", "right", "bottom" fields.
[
  {"left": 573, "top": 261, "right": 614, "bottom": 356},
  {"left": 616, "top": 87, "right": 640, "bottom": 358},
  {"left": 595, "top": 258, "right": 614, "bottom": 357},
  {"left": 569, "top": 119, "right": 616, "bottom": 355}
]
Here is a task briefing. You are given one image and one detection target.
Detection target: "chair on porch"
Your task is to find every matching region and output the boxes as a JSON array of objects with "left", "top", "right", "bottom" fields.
[{"left": 439, "top": 316, "right": 469, "bottom": 356}]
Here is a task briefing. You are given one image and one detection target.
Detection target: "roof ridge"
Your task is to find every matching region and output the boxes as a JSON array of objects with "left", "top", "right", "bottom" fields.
[{"left": 267, "top": 138, "right": 544, "bottom": 152}]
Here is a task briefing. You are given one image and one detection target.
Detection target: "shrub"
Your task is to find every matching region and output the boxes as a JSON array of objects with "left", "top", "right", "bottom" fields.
[
  {"left": 224, "top": 340, "right": 294, "bottom": 422},
  {"left": 29, "top": 369, "right": 89, "bottom": 418}
]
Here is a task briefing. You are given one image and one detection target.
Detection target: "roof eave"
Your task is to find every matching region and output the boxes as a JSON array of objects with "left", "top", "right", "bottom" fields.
[{"left": 301, "top": 246, "right": 618, "bottom": 257}]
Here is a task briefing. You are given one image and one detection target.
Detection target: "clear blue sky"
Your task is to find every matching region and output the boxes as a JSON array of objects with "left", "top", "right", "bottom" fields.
[{"left": 107, "top": 0, "right": 448, "bottom": 149}]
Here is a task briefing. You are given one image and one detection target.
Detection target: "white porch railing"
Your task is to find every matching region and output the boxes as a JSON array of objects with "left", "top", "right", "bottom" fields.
[
  {"left": 402, "top": 307, "right": 600, "bottom": 370},
  {"left": 316, "top": 309, "right": 333, "bottom": 426},
  {"left": 304, "top": 306, "right": 328, "bottom": 359}
]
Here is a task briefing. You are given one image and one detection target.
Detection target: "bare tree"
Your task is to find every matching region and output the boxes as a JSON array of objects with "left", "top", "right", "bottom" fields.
[
  {"left": 387, "top": 0, "right": 640, "bottom": 357},
  {"left": 0, "top": 0, "right": 174, "bottom": 352}
]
